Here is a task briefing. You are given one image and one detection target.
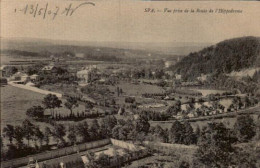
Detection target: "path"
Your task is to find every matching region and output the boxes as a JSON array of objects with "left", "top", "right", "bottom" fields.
[{"left": 8, "top": 81, "right": 62, "bottom": 98}]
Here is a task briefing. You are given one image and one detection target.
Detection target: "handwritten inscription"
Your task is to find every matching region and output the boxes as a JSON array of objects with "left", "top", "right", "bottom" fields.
[{"left": 14, "top": 2, "right": 95, "bottom": 20}]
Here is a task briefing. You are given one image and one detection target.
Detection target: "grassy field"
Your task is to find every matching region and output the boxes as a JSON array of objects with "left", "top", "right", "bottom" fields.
[
  {"left": 115, "top": 82, "right": 165, "bottom": 96},
  {"left": 1, "top": 85, "right": 86, "bottom": 128},
  {"left": 150, "top": 112, "right": 260, "bottom": 131}
]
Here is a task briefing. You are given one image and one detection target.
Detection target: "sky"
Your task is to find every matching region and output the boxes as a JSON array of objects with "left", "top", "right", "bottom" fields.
[{"left": 1, "top": 0, "right": 260, "bottom": 44}]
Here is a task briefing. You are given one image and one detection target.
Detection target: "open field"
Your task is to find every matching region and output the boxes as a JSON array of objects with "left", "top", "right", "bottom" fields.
[
  {"left": 150, "top": 111, "right": 260, "bottom": 130},
  {"left": 115, "top": 82, "right": 165, "bottom": 96},
  {"left": 1, "top": 85, "right": 86, "bottom": 128},
  {"left": 1, "top": 54, "right": 50, "bottom": 66},
  {"left": 1, "top": 85, "right": 45, "bottom": 126}
]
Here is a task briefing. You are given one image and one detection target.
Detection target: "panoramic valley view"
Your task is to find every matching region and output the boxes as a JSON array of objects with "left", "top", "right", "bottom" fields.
[{"left": 1, "top": 36, "right": 260, "bottom": 168}]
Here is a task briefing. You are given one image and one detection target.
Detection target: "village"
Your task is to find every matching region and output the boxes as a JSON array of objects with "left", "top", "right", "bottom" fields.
[{"left": 1, "top": 47, "right": 260, "bottom": 168}]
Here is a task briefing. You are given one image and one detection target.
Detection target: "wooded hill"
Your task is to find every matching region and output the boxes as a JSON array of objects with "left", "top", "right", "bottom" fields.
[{"left": 170, "top": 36, "right": 260, "bottom": 81}]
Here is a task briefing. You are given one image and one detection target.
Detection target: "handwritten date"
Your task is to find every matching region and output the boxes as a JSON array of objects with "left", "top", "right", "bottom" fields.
[{"left": 14, "top": 2, "right": 95, "bottom": 20}]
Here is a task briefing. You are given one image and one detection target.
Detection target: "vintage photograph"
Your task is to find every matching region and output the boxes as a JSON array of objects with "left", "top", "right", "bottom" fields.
[{"left": 1, "top": 0, "right": 260, "bottom": 168}]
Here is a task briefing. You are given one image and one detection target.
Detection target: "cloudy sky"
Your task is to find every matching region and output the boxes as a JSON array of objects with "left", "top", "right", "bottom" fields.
[{"left": 1, "top": 0, "right": 260, "bottom": 43}]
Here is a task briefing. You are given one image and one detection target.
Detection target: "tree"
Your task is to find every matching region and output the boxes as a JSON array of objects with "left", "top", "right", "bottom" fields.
[
  {"left": 244, "top": 96, "right": 251, "bottom": 108},
  {"left": 112, "top": 125, "right": 121, "bottom": 139},
  {"left": 234, "top": 115, "right": 256, "bottom": 142},
  {"left": 52, "top": 124, "right": 66, "bottom": 147},
  {"left": 33, "top": 126, "right": 44, "bottom": 149},
  {"left": 42, "top": 94, "right": 62, "bottom": 117},
  {"left": 64, "top": 97, "right": 79, "bottom": 117},
  {"left": 99, "top": 119, "right": 110, "bottom": 139},
  {"left": 196, "top": 122, "right": 237, "bottom": 168},
  {"left": 96, "top": 153, "right": 110, "bottom": 167},
  {"left": 3, "top": 124, "right": 15, "bottom": 144},
  {"left": 68, "top": 125, "right": 77, "bottom": 145},
  {"left": 85, "top": 152, "right": 99, "bottom": 168},
  {"left": 166, "top": 100, "right": 181, "bottom": 116},
  {"left": 85, "top": 101, "right": 94, "bottom": 111},
  {"left": 255, "top": 115, "right": 260, "bottom": 140},
  {"left": 135, "top": 115, "right": 150, "bottom": 134},
  {"left": 153, "top": 125, "right": 167, "bottom": 142},
  {"left": 22, "top": 119, "right": 35, "bottom": 146},
  {"left": 89, "top": 119, "right": 100, "bottom": 141},
  {"left": 118, "top": 126, "right": 129, "bottom": 140},
  {"left": 169, "top": 120, "right": 184, "bottom": 144},
  {"left": 178, "top": 161, "right": 190, "bottom": 168},
  {"left": 212, "top": 100, "right": 220, "bottom": 110},
  {"left": 13, "top": 126, "right": 24, "bottom": 149},
  {"left": 26, "top": 106, "right": 44, "bottom": 119},
  {"left": 76, "top": 121, "right": 89, "bottom": 142},
  {"left": 195, "top": 126, "right": 201, "bottom": 144},
  {"left": 186, "top": 103, "right": 195, "bottom": 113},
  {"left": 43, "top": 127, "right": 52, "bottom": 146},
  {"left": 4, "top": 66, "right": 18, "bottom": 76},
  {"left": 232, "top": 97, "right": 243, "bottom": 111},
  {"left": 104, "top": 115, "right": 117, "bottom": 136},
  {"left": 182, "top": 121, "right": 196, "bottom": 145}
]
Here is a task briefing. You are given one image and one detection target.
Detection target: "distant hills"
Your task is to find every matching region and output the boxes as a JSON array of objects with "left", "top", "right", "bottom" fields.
[
  {"left": 1, "top": 37, "right": 210, "bottom": 59},
  {"left": 170, "top": 36, "right": 260, "bottom": 80}
]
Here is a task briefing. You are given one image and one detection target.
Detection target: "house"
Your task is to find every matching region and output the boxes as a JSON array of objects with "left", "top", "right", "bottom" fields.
[
  {"left": 41, "top": 65, "right": 58, "bottom": 73},
  {"left": 77, "top": 69, "right": 91, "bottom": 83},
  {"left": 30, "top": 74, "right": 40, "bottom": 81},
  {"left": 77, "top": 66, "right": 97, "bottom": 83},
  {"left": 10, "top": 72, "right": 28, "bottom": 81},
  {"left": 21, "top": 74, "right": 30, "bottom": 81}
]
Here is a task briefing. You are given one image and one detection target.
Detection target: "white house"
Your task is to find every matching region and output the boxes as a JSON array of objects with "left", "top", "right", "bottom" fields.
[
  {"left": 30, "top": 74, "right": 40, "bottom": 81},
  {"left": 77, "top": 66, "right": 97, "bottom": 83}
]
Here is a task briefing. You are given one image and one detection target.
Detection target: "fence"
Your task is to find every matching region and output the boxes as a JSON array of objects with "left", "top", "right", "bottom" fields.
[{"left": 1, "top": 139, "right": 110, "bottom": 168}]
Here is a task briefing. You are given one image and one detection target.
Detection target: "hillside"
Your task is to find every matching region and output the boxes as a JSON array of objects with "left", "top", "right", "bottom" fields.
[{"left": 170, "top": 36, "right": 260, "bottom": 81}]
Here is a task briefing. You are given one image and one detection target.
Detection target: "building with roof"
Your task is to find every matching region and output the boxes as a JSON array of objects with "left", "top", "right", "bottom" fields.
[
  {"left": 41, "top": 65, "right": 58, "bottom": 73},
  {"left": 77, "top": 65, "right": 98, "bottom": 84},
  {"left": 30, "top": 74, "right": 40, "bottom": 81},
  {"left": 10, "top": 72, "right": 27, "bottom": 81}
]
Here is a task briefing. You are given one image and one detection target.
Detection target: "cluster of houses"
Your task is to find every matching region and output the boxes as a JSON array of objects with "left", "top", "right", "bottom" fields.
[
  {"left": 9, "top": 72, "right": 39, "bottom": 84},
  {"left": 1, "top": 62, "right": 102, "bottom": 86}
]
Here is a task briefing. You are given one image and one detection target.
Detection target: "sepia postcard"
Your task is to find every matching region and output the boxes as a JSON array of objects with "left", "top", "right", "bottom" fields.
[{"left": 1, "top": 0, "right": 260, "bottom": 168}]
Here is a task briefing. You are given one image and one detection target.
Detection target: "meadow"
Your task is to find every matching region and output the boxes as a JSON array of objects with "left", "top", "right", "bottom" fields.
[{"left": 1, "top": 85, "right": 86, "bottom": 130}]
